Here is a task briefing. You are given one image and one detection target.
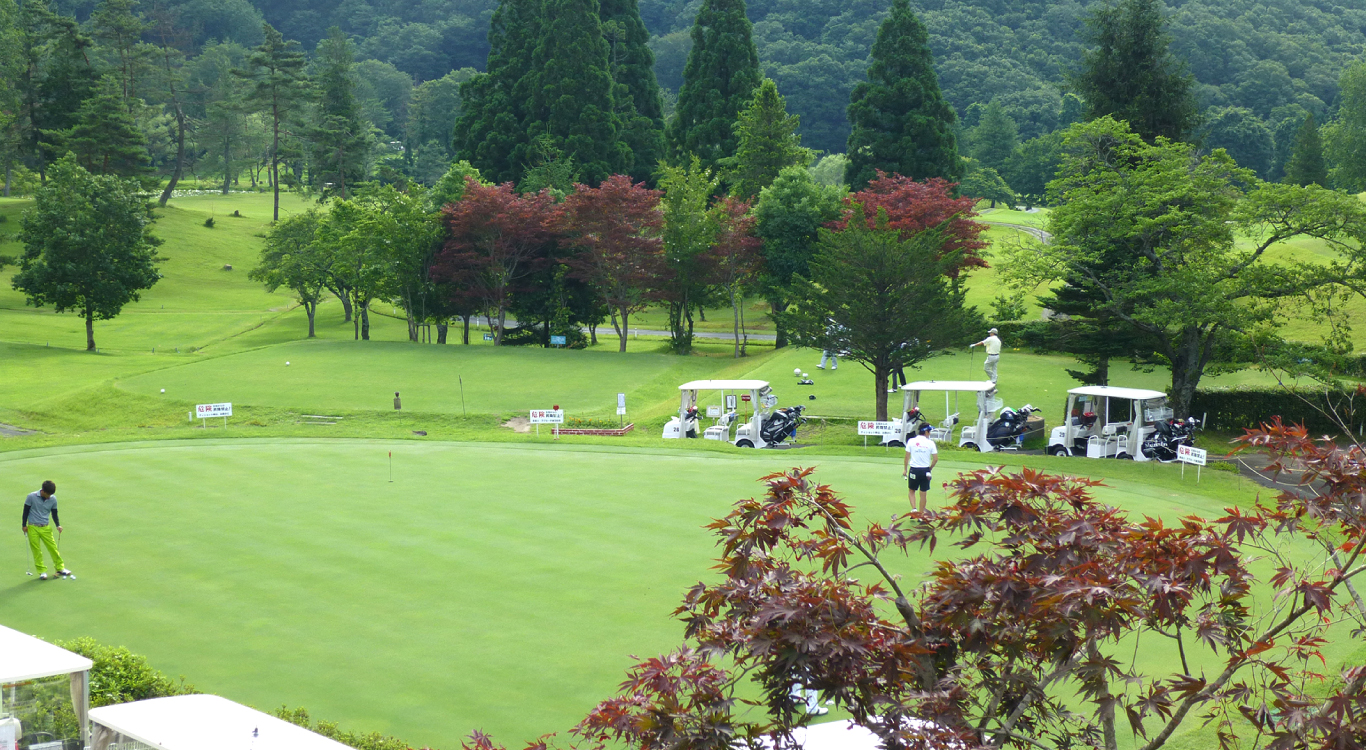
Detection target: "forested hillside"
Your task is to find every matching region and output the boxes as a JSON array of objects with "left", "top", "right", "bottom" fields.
[{"left": 47, "top": 0, "right": 1366, "bottom": 158}]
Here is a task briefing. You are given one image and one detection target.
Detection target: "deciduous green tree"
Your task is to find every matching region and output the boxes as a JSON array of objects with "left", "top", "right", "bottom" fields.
[
  {"left": 1284, "top": 113, "right": 1328, "bottom": 187},
  {"left": 1324, "top": 61, "right": 1366, "bottom": 192},
  {"left": 1070, "top": 0, "right": 1199, "bottom": 143},
  {"left": 666, "top": 0, "right": 760, "bottom": 174},
  {"left": 250, "top": 210, "right": 328, "bottom": 336},
  {"left": 659, "top": 156, "right": 719, "bottom": 353},
  {"left": 844, "top": 0, "right": 961, "bottom": 189},
  {"left": 11, "top": 155, "right": 161, "bottom": 350},
  {"left": 1200, "top": 106, "right": 1273, "bottom": 178},
  {"left": 754, "top": 165, "right": 843, "bottom": 348},
  {"left": 723, "top": 78, "right": 812, "bottom": 201},
  {"left": 967, "top": 99, "right": 1017, "bottom": 173}
]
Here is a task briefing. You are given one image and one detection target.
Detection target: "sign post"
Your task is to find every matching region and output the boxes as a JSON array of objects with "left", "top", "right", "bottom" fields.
[
  {"left": 529, "top": 409, "right": 565, "bottom": 438},
  {"left": 857, "top": 420, "right": 898, "bottom": 449},
  {"left": 616, "top": 393, "right": 626, "bottom": 427},
  {"left": 1177, "top": 444, "right": 1207, "bottom": 482},
  {"left": 195, "top": 402, "right": 232, "bottom": 429}
]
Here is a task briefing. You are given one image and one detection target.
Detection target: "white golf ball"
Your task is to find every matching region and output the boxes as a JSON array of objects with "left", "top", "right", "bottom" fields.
[
  {"left": 160, "top": 388, "right": 165, "bottom": 393},
  {"left": 802, "top": 373, "right": 808, "bottom": 378},
  {"left": 794, "top": 368, "right": 801, "bottom": 375},
  {"left": 286, "top": 361, "right": 291, "bottom": 366}
]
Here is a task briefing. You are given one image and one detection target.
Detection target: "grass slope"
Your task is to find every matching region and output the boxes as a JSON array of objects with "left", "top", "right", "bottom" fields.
[{"left": 0, "top": 438, "right": 1282, "bottom": 748}]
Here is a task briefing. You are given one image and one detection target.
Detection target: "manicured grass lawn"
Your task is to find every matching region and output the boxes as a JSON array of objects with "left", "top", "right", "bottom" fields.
[{"left": 0, "top": 438, "right": 1285, "bottom": 748}]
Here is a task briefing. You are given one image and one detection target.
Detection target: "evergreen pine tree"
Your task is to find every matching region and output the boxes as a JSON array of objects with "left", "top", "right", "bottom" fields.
[
  {"left": 238, "top": 23, "right": 309, "bottom": 221},
  {"left": 666, "top": 0, "right": 760, "bottom": 174},
  {"left": 310, "top": 27, "right": 372, "bottom": 199},
  {"left": 1070, "top": 0, "right": 1198, "bottom": 143},
  {"left": 844, "top": 0, "right": 961, "bottom": 189},
  {"left": 523, "top": 0, "right": 628, "bottom": 185},
  {"left": 968, "top": 99, "right": 1017, "bottom": 172},
  {"left": 59, "top": 74, "right": 147, "bottom": 177},
  {"left": 1283, "top": 113, "right": 1328, "bottom": 187},
  {"left": 724, "top": 78, "right": 812, "bottom": 200},
  {"left": 452, "top": 0, "right": 543, "bottom": 184},
  {"left": 600, "top": 0, "right": 666, "bottom": 183}
]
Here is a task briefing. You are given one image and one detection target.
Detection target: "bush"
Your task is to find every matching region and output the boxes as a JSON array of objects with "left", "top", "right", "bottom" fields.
[
  {"left": 57, "top": 637, "right": 196, "bottom": 707},
  {"left": 1189, "top": 386, "right": 1364, "bottom": 435},
  {"left": 272, "top": 706, "right": 431, "bottom": 750},
  {"left": 203, "top": 217, "right": 215, "bottom": 228}
]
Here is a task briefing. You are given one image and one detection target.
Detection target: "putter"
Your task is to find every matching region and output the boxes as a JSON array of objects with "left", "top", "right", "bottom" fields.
[{"left": 23, "top": 530, "right": 32, "bottom": 577}]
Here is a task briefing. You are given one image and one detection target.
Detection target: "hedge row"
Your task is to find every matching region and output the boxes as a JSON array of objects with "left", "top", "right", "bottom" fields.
[{"left": 1189, "top": 387, "right": 1365, "bottom": 435}]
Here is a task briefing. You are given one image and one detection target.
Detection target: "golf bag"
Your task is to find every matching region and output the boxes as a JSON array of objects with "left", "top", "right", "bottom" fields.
[
  {"left": 903, "top": 407, "right": 928, "bottom": 435},
  {"left": 1141, "top": 417, "right": 1199, "bottom": 462},
  {"left": 761, "top": 405, "right": 806, "bottom": 445},
  {"left": 683, "top": 406, "right": 700, "bottom": 438},
  {"left": 986, "top": 404, "right": 1038, "bottom": 449}
]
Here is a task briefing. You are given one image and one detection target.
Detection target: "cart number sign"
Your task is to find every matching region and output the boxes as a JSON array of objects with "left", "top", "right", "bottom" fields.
[
  {"left": 726, "top": 395, "right": 738, "bottom": 410},
  {"left": 858, "top": 420, "right": 899, "bottom": 436},
  {"left": 529, "top": 409, "right": 564, "bottom": 424},
  {"left": 1177, "top": 445, "right": 1207, "bottom": 465},
  {"left": 617, "top": 393, "right": 626, "bottom": 415},
  {"left": 196, "top": 403, "right": 232, "bottom": 418}
]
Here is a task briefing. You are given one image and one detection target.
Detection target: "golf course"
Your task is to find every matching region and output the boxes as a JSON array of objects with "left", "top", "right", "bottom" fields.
[{"left": 1, "top": 191, "right": 1358, "bottom": 749}]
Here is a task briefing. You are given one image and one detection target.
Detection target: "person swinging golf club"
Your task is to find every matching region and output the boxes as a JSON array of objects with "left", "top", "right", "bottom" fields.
[
  {"left": 902, "top": 423, "right": 938, "bottom": 512},
  {"left": 970, "top": 328, "right": 1002, "bottom": 384},
  {"left": 21, "top": 480, "right": 72, "bottom": 581}
]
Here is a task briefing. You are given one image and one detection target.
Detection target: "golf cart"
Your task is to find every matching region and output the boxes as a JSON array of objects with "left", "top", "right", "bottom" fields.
[
  {"left": 882, "top": 380, "right": 1003, "bottom": 452},
  {"left": 1047, "top": 386, "right": 1172, "bottom": 460},
  {"left": 662, "top": 380, "right": 804, "bottom": 448}
]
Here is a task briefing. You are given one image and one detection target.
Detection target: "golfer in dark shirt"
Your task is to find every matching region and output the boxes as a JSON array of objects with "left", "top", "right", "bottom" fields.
[{"left": 22, "top": 480, "right": 71, "bottom": 580}]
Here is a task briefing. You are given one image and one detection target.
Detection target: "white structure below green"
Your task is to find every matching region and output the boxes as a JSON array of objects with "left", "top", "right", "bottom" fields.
[{"left": 90, "top": 694, "right": 353, "bottom": 750}]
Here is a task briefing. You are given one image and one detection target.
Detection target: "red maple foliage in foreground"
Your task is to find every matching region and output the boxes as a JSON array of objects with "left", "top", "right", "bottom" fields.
[{"left": 466, "top": 417, "right": 1366, "bottom": 750}]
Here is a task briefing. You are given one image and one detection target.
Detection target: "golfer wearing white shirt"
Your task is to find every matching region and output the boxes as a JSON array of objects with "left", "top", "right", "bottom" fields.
[
  {"left": 970, "top": 328, "right": 1002, "bottom": 383},
  {"left": 902, "top": 423, "right": 939, "bottom": 512}
]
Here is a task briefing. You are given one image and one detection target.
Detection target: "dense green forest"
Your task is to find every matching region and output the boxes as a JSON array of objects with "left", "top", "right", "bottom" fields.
[{"left": 39, "top": 0, "right": 1366, "bottom": 162}]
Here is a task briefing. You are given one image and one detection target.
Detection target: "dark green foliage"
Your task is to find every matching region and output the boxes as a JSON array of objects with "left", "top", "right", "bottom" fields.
[
  {"left": 525, "top": 0, "right": 628, "bottom": 185},
  {"left": 753, "top": 165, "right": 843, "bottom": 347},
  {"left": 1070, "top": 0, "right": 1199, "bottom": 143},
  {"left": 959, "top": 161, "right": 1015, "bottom": 208},
  {"left": 237, "top": 23, "right": 309, "bottom": 221},
  {"left": 59, "top": 74, "right": 148, "bottom": 177},
  {"left": 272, "top": 706, "right": 414, "bottom": 750},
  {"left": 310, "top": 27, "right": 373, "bottom": 198},
  {"left": 1200, "top": 106, "right": 1274, "bottom": 178},
  {"left": 452, "top": 0, "right": 543, "bottom": 184},
  {"left": 59, "top": 637, "right": 196, "bottom": 706},
  {"left": 11, "top": 155, "right": 162, "bottom": 351},
  {"left": 1189, "top": 386, "right": 1359, "bottom": 434},
  {"left": 601, "top": 0, "right": 666, "bottom": 183},
  {"left": 724, "top": 78, "right": 811, "bottom": 200},
  {"left": 1283, "top": 113, "right": 1327, "bottom": 187},
  {"left": 1004, "top": 131, "right": 1062, "bottom": 206},
  {"left": 844, "top": 0, "right": 961, "bottom": 190},
  {"left": 406, "top": 68, "right": 475, "bottom": 161},
  {"left": 666, "top": 0, "right": 761, "bottom": 173},
  {"left": 967, "top": 99, "right": 1017, "bottom": 172},
  {"left": 1268, "top": 105, "right": 1311, "bottom": 182}
]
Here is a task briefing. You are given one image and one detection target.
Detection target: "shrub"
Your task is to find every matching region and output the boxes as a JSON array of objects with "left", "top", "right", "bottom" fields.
[
  {"left": 272, "top": 706, "right": 430, "bottom": 750},
  {"left": 1189, "top": 386, "right": 1364, "bottom": 435},
  {"left": 57, "top": 637, "right": 196, "bottom": 706},
  {"left": 203, "top": 217, "right": 214, "bottom": 228}
]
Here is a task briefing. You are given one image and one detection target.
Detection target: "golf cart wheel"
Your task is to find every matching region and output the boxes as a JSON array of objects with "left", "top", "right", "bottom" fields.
[
  {"left": 1048, "top": 445, "right": 1069, "bottom": 456},
  {"left": 887, "top": 440, "right": 904, "bottom": 448},
  {"left": 1116, "top": 452, "right": 1133, "bottom": 460},
  {"left": 963, "top": 443, "right": 980, "bottom": 452},
  {"left": 735, "top": 439, "right": 755, "bottom": 448}
]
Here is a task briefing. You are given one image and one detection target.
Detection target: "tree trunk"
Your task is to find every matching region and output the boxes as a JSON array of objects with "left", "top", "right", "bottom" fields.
[
  {"left": 221, "top": 133, "right": 231, "bottom": 195},
  {"left": 272, "top": 99, "right": 281, "bottom": 221},
  {"left": 740, "top": 294, "right": 748, "bottom": 357},
  {"left": 617, "top": 308, "right": 629, "bottom": 353},
  {"left": 306, "top": 300, "right": 316, "bottom": 338},
  {"left": 158, "top": 102, "right": 186, "bottom": 207},
  {"left": 731, "top": 286, "right": 740, "bottom": 358},
  {"left": 589, "top": 322, "right": 597, "bottom": 345},
  {"left": 874, "top": 364, "right": 889, "bottom": 420},
  {"left": 361, "top": 303, "right": 370, "bottom": 340},
  {"left": 85, "top": 308, "right": 95, "bottom": 351},
  {"left": 339, "top": 291, "right": 353, "bottom": 322},
  {"left": 494, "top": 305, "right": 506, "bottom": 345},
  {"left": 407, "top": 312, "right": 418, "bottom": 342},
  {"left": 1168, "top": 326, "right": 1216, "bottom": 419},
  {"left": 437, "top": 322, "right": 448, "bottom": 344},
  {"left": 462, "top": 314, "right": 471, "bottom": 344},
  {"left": 771, "top": 298, "right": 788, "bottom": 348},
  {"left": 3, "top": 160, "right": 10, "bottom": 197}
]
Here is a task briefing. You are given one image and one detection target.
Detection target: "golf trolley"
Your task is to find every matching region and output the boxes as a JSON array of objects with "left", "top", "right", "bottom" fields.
[
  {"left": 662, "top": 380, "right": 801, "bottom": 448},
  {"left": 1046, "top": 386, "right": 1172, "bottom": 460},
  {"left": 881, "top": 380, "right": 1004, "bottom": 452}
]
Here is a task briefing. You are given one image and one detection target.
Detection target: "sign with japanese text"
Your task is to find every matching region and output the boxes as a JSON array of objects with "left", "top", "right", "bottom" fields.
[
  {"left": 529, "top": 409, "right": 565, "bottom": 424},
  {"left": 196, "top": 403, "right": 232, "bottom": 418},
  {"left": 857, "top": 420, "right": 899, "bottom": 436},
  {"left": 1177, "top": 445, "right": 1207, "bottom": 466}
]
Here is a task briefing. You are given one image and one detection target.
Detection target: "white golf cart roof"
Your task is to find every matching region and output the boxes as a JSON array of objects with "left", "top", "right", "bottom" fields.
[
  {"left": 679, "top": 380, "right": 770, "bottom": 390},
  {"left": 0, "top": 623, "right": 93, "bottom": 682},
  {"left": 89, "top": 694, "right": 353, "bottom": 750},
  {"left": 901, "top": 380, "right": 996, "bottom": 393},
  {"left": 1068, "top": 386, "right": 1167, "bottom": 401}
]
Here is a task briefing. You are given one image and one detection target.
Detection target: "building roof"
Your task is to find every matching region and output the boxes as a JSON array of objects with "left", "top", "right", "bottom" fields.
[
  {"left": 901, "top": 380, "right": 997, "bottom": 393},
  {"left": 89, "top": 695, "right": 354, "bottom": 750},
  {"left": 679, "top": 380, "right": 770, "bottom": 390},
  {"left": 0, "top": 623, "right": 93, "bottom": 682},
  {"left": 1068, "top": 386, "right": 1167, "bottom": 401}
]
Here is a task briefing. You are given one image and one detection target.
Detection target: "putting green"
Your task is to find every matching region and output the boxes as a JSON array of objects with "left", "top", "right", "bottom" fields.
[{"left": 1, "top": 439, "right": 1262, "bottom": 748}]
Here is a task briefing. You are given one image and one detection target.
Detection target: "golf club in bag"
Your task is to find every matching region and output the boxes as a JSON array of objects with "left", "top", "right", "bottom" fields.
[
  {"left": 1141, "top": 417, "right": 1200, "bottom": 462},
  {"left": 759, "top": 405, "right": 806, "bottom": 445},
  {"left": 985, "top": 404, "right": 1039, "bottom": 449}
]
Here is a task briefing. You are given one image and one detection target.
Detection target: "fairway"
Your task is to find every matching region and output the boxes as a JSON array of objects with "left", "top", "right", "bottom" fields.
[{"left": 0, "top": 439, "right": 1255, "bottom": 748}]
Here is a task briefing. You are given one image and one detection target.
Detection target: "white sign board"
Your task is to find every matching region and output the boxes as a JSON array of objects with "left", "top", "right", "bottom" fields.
[
  {"left": 725, "top": 395, "right": 738, "bottom": 411},
  {"left": 196, "top": 403, "right": 232, "bottom": 418},
  {"left": 857, "top": 420, "right": 899, "bottom": 437},
  {"left": 529, "top": 409, "right": 565, "bottom": 424},
  {"left": 707, "top": 405, "right": 722, "bottom": 418},
  {"left": 1177, "top": 445, "right": 1207, "bottom": 466},
  {"left": 617, "top": 393, "right": 626, "bottom": 416}
]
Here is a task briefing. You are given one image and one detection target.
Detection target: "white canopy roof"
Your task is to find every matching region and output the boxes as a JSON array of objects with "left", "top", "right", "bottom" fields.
[
  {"left": 679, "top": 380, "right": 770, "bottom": 390},
  {"left": 1068, "top": 386, "right": 1167, "bottom": 401},
  {"left": 0, "top": 624, "right": 92, "bottom": 682},
  {"left": 89, "top": 695, "right": 353, "bottom": 750},
  {"left": 765, "top": 719, "right": 950, "bottom": 750},
  {"left": 901, "top": 380, "right": 996, "bottom": 393}
]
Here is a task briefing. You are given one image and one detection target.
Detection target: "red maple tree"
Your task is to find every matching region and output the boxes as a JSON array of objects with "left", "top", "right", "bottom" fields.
[
  {"left": 837, "top": 172, "right": 988, "bottom": 280},
  {"left": 433, "top": 179, "right": 560, "bottom": 345},
  {"left": 559, "top": 175, "right": 664, "bottom": 353}
]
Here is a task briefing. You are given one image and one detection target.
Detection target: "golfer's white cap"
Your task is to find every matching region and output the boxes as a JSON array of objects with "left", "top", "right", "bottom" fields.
[{"left": 988, "top": 327, "right": 998, "bottom": 334}]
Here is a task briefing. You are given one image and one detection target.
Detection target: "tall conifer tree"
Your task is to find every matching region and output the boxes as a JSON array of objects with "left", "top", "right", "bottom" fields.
[
  {"left": 453, "top": 0, "right": 543, "bottom": 185},
  {"left": 309, "top": 27, "right": 371, "bottom": 199},
  {"left": 725, "top": 78, "right": 811, "bottom": 200},
  {"left": 1284, "top": 113, "right": 1328, "bottom": 187},
  {"left": 60, "top": 74, "right": 147, "bottom": 177},
  {"left": 600, "top": 0, "right": 665, "bottom": 183},
  {"left": 968, "top": 99, "right": 1017, "bottom": 172},
  {"left": 666, "top": 0, "right": 760, "bottom": 174},
  {"left": 237, "top": 24, "right": 309, "bottom": 221},
  {"left": 523, "top": 0, "right": 627, "bottom": 185},
  {"left": 844, "top": 0, "right": 961, "bottom": 189},
  {"left": 1070, "top": 0, "right": 1198, "bottom": 143}
]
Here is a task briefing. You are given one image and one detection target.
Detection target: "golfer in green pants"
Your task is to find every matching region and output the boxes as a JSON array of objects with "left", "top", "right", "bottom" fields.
[{"left": 22, "top": 480, "right": 71, "bottom": 581}]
